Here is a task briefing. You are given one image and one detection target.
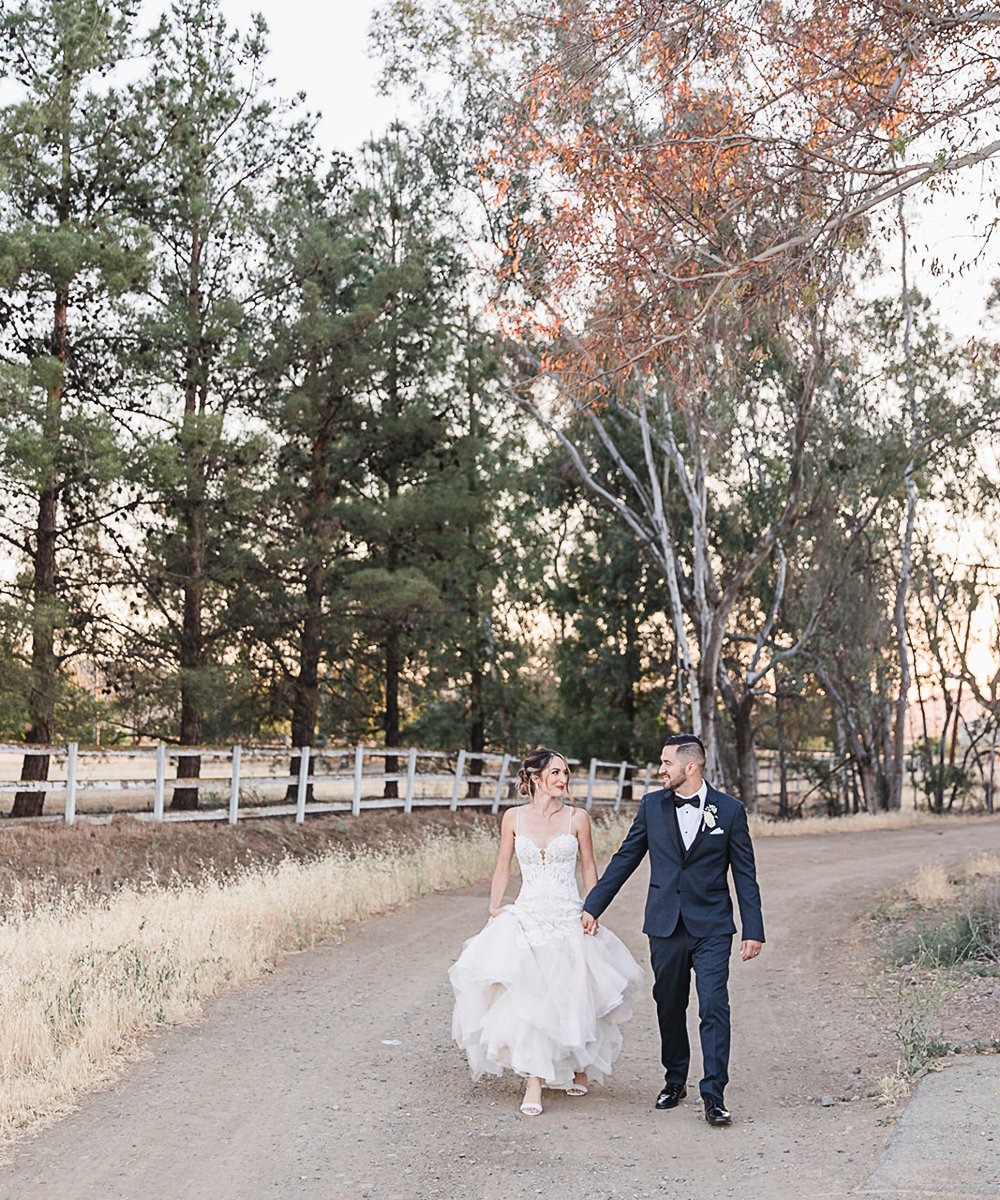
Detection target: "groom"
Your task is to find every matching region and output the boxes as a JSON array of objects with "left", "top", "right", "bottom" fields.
[{"left": 582, "top": 734, "right": 764, "bottom": 1127}]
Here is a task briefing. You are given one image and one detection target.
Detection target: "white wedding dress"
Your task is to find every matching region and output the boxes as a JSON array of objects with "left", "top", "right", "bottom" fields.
[{"left": 449, "top": 806, "right": 644, "bottom": 1087}]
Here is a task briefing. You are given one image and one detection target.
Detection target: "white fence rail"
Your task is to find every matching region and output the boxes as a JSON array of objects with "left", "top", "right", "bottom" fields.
[{"left": 0, "top": 743, "right": 656, "bottom": 826}]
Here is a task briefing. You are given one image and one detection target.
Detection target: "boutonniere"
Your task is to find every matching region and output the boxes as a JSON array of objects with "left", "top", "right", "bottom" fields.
[{"left": 702, "top": 803, "right": 718, "bottom": 830}]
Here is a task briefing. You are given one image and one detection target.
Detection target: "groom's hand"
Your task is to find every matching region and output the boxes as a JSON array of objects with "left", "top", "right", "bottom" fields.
[
  {"left": 581, "top": 911, "right": 599, "bottom": 935},
  {"left": 740, "top": 939, "right": 762, "bottom": 961}
]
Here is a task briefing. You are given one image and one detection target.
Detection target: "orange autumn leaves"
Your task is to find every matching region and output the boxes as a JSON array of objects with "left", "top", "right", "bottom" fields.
[{"left": 477, "top": 0, "right": 998, "bottom": 387}]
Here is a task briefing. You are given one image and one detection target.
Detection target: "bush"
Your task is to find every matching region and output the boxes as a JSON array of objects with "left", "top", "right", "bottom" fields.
[{"left": 891, "top": 877, "right": 1000, "bottom": 967}]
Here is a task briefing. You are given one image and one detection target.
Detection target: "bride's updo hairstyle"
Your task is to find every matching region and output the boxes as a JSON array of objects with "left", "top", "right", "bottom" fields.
[{"left": 516, "top": 746, "right": 569, "bottom": 799}]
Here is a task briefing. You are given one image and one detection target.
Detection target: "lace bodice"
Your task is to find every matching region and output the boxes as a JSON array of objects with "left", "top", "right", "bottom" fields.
[{"left": 511, "top": 806, "right": 582, "bottom": 945}]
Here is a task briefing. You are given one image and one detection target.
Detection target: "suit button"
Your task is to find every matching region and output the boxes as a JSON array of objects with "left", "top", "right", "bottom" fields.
[{"left": 676, "top": 889, "right": 681, "bottom": 895}]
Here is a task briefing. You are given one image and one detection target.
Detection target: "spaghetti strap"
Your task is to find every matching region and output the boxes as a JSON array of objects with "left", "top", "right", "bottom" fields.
[
  {"left": 567, "top": 804, "right": 573, "bottom": 834},
  {"left": 515, "top": 805, "right": 520, "bottom": 835}
]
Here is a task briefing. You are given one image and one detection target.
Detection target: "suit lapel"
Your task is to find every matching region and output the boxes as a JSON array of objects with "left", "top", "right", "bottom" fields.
[{"left": 659, "top": 789, "right": 684, "bottom": 860}]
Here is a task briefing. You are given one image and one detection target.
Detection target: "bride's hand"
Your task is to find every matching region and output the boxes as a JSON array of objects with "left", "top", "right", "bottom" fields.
[{"left": 489, "top": 904, "right": 503, "bottom": 918}]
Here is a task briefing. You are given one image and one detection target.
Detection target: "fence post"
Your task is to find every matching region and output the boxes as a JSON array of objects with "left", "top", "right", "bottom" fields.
[
  {"left": 64, "top": 742, "right": 78, "bottom": 825},
  {"left": 643, "top": 763, "right": 652, "bottom": 794},
  {"left": 492, "top": 752, "right": 511, "bottom": 814},
  {"left": 586, "top": 758, "right": 598, "bottom": 811},
  {"left": 228, "top": 744, "right": 242, "bottom": 825},
  {"left": 614, "top": 760, "right": 628, "bottom": 811},
  {"left": 404, "top": 747, "right": 417, "bottom": 814},
  {"left": 352, "top": 745, "right": 364, "bottom": 816},
  {"left": 450, "top": 749, "right": 467, "bottom": 811},
  {"left": 154, "top": 744, "right": 166, "bottom": 820},
  {"left": 296, "top": 745, "right": 311, "bottom": 824}
]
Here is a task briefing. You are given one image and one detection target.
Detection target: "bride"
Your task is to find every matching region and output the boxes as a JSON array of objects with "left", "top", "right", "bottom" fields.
[{"left": 449, "top": 746, "right": 644, "bottom": 1115}]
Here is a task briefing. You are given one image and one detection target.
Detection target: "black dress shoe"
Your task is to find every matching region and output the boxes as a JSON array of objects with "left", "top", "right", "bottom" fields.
[
  {"left": 703, "top": 1097, "right": 731, "bottom": 1126},
  {"left": 655, "top": 1084, "right": 687, "bottom": 1109}
]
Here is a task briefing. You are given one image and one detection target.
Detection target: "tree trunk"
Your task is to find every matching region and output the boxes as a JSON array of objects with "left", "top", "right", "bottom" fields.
[
  {"left": 173, "top": 232, "right": 206, "bottom": 811},
  {"left": 775, "top": 688, "right": 790, "bottom": 820},
  {"left": 860, "top": 758, "right": 878, "bottom": 815},
  {"left": 287, "top": 561, "right": 323, "bottom": 802},
  {"left": 730, "top": 695, "right": 758, "bottom": 811},
  {"left": 833, "top": 712, "right": 852, "bottom": 816},
  {"left": 463, "top": 326, "right": 486, "bottom": 800},
  {"left": 14, "top": 476, "right": 60, "bottom": 817},
  {"left": 613, "top": 607, "right": 640, "bottom": 801},
  {"left": 287, "top": 394, "right": 331, "bottom": 803},
  {"left": 889, "top": 193, "right": 918, "bottom": 812},
  {"left": 383, "top": 625, "right": 401, "bottom": 799},
  {"left": 13, "top": 281, "right": 68, "bottom": 817},
  {"left": 697, "top": 662, "right": 725, "bottom": 784},
  {"left": 467, "top": 657, "right": 485, "bottom": 800},
  {"left": 174, "top": 496, "right": 205, "bottom": 808}
]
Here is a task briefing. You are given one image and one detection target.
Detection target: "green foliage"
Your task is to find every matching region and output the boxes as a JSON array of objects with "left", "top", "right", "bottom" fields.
[
  {"left": 891, "top": 915, "right": 982, "bottom": 969},
  {"left": 0, "top": 0, "right": 151, "bottom": 800},
  {"left": 891, "top": 878, "right": 1000, "bottom": 968},
  {"left": 114, "top": 0, "right": 313, "bottom": 759}
]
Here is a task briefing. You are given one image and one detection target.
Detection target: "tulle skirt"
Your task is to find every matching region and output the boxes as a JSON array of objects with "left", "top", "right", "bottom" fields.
[{"left": 449, "top": 904, "right": 645, "bottom": 1087}]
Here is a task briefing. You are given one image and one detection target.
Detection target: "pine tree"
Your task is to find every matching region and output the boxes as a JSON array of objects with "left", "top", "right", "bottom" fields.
[
  {"left": 0, "top": 0, "right": 148, "bottom": 814},
  {"left": 241, "top": 162, "right": 381, "bottom": 792},
  {"left": 341, "top": 130, "right": 469, "bottom": 791},
  {"left": 124, "top": 0, "right": 312, "bottom": 806}
]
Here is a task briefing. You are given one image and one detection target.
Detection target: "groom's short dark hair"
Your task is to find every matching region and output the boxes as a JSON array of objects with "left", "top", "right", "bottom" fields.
[{"left": 663, "top": 734, "right": 706, "bottom": 767}]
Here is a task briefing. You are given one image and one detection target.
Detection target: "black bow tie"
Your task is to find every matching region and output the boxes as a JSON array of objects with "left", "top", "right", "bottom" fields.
[{"left": 673, "top": 795, "right": 700, "bottom": 810}]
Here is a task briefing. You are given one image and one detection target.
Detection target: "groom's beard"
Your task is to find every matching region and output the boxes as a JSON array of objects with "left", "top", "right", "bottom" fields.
[{"left": 662, "top": 772, "right": 690, "bottom": 792}]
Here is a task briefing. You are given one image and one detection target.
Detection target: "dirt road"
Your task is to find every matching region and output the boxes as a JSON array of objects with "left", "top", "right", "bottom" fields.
[{"left": 0, "top": 822, "right": 995, "bottom": 1200}]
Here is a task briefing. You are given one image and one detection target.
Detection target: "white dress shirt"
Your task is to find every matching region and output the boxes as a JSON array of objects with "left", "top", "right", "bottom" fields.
[{"left": 674, "top": 780, "right": 709, "bottom": 851}]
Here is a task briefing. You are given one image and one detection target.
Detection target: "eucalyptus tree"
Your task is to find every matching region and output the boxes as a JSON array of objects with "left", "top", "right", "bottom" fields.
[
  {"left": 375, "top": 0, "right": 1000, "bottom": 801},
  {"left": 527, "top": 413, "right": 674, "bottom": 767},
  {"left": 0, "top": 0, "right": 148, "bottom": 814},
  {"left": 788, "top": 292, "right": 1000, "bottom": 814}
]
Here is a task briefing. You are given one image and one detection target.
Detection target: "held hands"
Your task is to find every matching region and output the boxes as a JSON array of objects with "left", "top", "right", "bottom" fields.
[
  {"left": 581, "top": 911, "right": 599, "bottom": 936},
  {"left": 740, "top": 939, "right": 763, "bottom": 961}
]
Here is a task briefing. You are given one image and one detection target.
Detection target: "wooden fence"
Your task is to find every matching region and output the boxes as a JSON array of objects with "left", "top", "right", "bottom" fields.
[{"left": 0, "top": 743, "right": 657, "bottom": 826}]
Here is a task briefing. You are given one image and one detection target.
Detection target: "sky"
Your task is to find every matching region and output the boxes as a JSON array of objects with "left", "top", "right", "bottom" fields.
[{"left": 218, "top": 0, "right": 403, "bottom": 156}]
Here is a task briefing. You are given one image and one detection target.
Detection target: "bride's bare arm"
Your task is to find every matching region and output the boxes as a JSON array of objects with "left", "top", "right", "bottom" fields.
[
  {"left": 575, "top": 809, "right": 599, "bottom": 895},
  {"left": 489, "top": 808, "right": 517, "bottom": 915}
]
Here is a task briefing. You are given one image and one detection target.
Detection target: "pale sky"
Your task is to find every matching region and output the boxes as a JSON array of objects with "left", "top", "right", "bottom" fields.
[{"left": 218, "top": 0, "right": 402, "bottom": 155}]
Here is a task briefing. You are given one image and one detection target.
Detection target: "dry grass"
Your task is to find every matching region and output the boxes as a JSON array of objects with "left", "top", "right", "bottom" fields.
[
  {"left": 0, "top": 827, "right": 504, "bottom": 1147},
  {"left": 589, "top": 812, "right": 635, "bottom": 858},
  {"left": 874, "top": 1065, "right": 918, "bottom": 1109},
  {"left": 965, "top": 852, "right": 1000, "bottom": 879},
  {"left": 749, "top": 810, "right": 987, "bottom": 837},
  {"left": 0, "top": 814, "right": 635, "bottom": 1149},
  {"left": 903, "top": 863, "right": 952, "bottom": 907}
]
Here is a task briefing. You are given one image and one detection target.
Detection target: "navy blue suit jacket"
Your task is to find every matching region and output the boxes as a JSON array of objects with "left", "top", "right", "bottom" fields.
[{"left": 583, "top": 785, "right": 765, "bottom": 942}]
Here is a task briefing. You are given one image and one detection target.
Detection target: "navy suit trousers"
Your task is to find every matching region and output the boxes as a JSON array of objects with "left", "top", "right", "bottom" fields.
[{"left": 649, "top": 917, "right": 732, "bottom": 1102}]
